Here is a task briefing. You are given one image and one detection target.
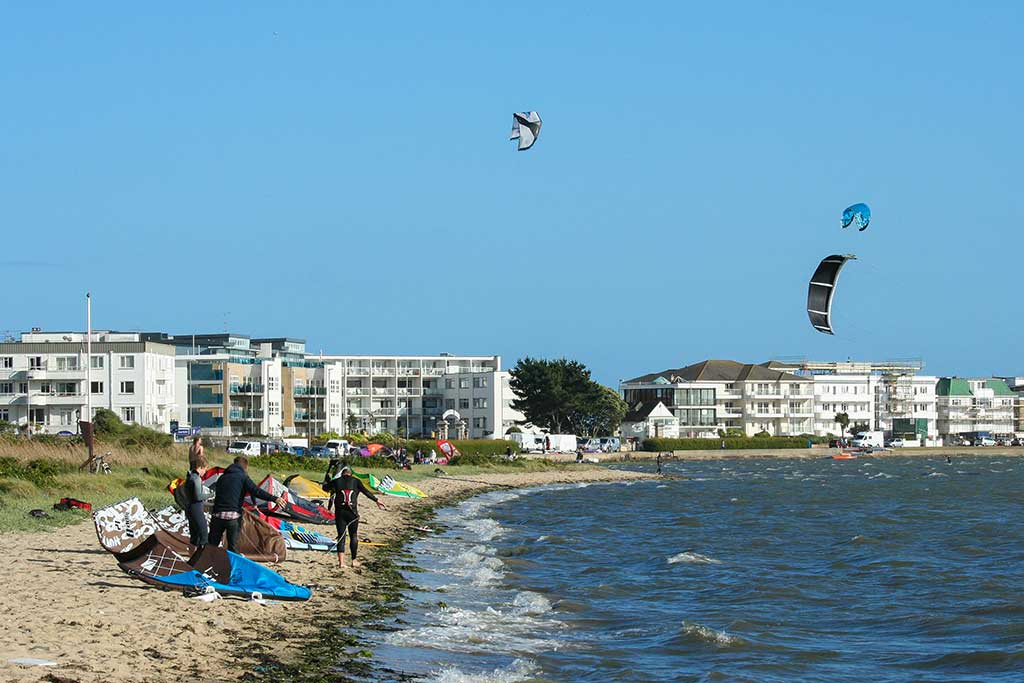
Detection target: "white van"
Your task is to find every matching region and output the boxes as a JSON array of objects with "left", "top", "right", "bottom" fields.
[
  {"left": 324, "top": 439, "right": 350, "bottom": 456},
  {"left": 226, "top": 440, "right": 261, "bottom": 457}
]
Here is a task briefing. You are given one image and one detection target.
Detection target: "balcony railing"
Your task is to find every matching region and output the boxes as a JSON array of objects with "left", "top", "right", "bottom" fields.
[
  {"left": 372, "top": 388, "right": 393, "bottom": 396},
  {"left": 346, "top": 388, "right": 369, "bottom": 396},
  {"left": 191, "top": 390, "right": 224, "bottom": 405},
  {"left": 189, "top": 365, "right": 224, "bottom": 381},
  {"left": 229, "top": 384, "right": 264, "bottom": 394},
  {"left": 229, "top": 410, "right": 264, "bottom": 420},
  {"left": 345, "top": 366, "right": 370, "bottom": 375},
  {"left": 293, "top": 386, "right": 326, "bottom": 396}
]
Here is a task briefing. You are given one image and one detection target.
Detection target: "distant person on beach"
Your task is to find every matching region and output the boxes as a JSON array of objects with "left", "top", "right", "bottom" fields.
[
  {"left": 188, "top": 435, "right": 204, "bottom": 469},
  {"left": 323, "top": 462, "right": 386, "bottom": 569},
  {"left": 576, "top": 446, "right": 584, "bottom": 463},
  {"left": 656, "top": 452, "right": 663, "bottom": 475},
  {"left": 183, "top": 453, "right": 212, "bottom": 548},
  {"left": 208, "top": 456, "right": 285, "bottom": 552}
]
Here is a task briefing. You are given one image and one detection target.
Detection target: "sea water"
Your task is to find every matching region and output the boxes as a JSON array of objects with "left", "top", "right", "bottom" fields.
[{"left": 363, "top": 457, "right": 1024, "bottom": 682}]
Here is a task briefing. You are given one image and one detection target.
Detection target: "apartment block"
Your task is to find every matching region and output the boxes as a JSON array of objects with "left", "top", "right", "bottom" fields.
[
  {"left": 0, "top": 331, "right": 176, "bottom": 434},
  {"left": 621, "top": 360, "right": 815, "bottom": 438},
  {"left": 936, "top": 377, "right": 1016, "bottom": 438}
]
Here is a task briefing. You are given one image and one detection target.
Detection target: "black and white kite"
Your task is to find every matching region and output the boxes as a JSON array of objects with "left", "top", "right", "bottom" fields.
[
  {"left": 510, "top": 111, "right": 542, "bottom": 151},
  {"left": 807, "top": 254, "right": 856, "bottom": 335}
]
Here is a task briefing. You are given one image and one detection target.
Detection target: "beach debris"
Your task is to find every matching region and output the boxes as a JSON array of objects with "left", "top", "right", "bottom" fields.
[
  {"left": 9, "top": 658, "right": 57, "bottom": 667},
  {"left": 510, "top": 111, "right": 542, "bottom": 151},
  {"left": 29, "top": 509, "right": 49, "bottom": 518},
  {"left": 841, "top": 202, "right": 871, "bottom": 231},
  {"left": 189, "top": 586, "right": 222, "bottom": 602},
  {"left": 807, "top": 254, "right": 856, "bottom": 335}
]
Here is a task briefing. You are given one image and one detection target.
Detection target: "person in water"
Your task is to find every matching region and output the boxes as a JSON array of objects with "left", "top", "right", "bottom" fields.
[
  {"left": 656, "top": 452, "right": 663, "bottom": 475},
  {"left": 183, "top": 453, "right": 213, "bottom": 548},
  {"left": 323, "top": 462, "right": 387, "bottom": 569}
]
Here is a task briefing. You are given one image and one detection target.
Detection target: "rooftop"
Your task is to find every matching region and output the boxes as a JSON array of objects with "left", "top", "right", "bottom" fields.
[{"left": 625, "top": 359, "right": 806, "bottom": 384}]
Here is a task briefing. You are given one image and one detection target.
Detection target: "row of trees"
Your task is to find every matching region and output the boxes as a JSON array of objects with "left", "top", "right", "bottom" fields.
[{"left": 509, "top": 357, "right": 627, "bottom": 437}]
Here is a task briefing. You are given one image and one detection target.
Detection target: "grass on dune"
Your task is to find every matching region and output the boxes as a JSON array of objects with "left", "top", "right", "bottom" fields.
[{"left": 0, "top": 441, "right": 578, "bottom": 533}]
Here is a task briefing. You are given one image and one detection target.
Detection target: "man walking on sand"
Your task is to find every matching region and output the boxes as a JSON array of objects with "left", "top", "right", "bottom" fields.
[
  {"left": 323, "top": 461, "right": 386, "bottom": 570},
  {"left": 208, "top": 456, "right": 285, "bottom": 552},
  {"left": 188, "top": 435, "right": 204, "bottom": 470}
]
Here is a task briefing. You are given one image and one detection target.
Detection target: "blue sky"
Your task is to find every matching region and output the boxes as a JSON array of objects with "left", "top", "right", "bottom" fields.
[{"left": 2, "top": 2, "right": 1021, "bottom": 385}]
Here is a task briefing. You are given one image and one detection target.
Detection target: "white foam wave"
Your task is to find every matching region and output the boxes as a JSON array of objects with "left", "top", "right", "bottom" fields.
[
  {"left": 427, "top": 658, "right": 539, "bottom": 683},
  {"left": 512, "top": 591, "right": 551, "bottom": 615},
  {"left": 668, "top": 551, "right": 721, "bottom": 565},
  {"left": 680, "top": 621, "right": 745, "bottom": 647},
  {"left": 386, "top": 603, "right": 563, "bottom": 655}
]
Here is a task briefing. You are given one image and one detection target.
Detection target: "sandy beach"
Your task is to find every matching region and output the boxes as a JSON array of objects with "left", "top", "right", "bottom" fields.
[{"left": 0, "top": 466, "right": 655, "bottom": 683}]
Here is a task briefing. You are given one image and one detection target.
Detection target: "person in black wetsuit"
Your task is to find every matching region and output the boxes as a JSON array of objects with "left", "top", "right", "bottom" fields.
[{"left": 323, "top": 463, "right": 387, "bottom": 569}]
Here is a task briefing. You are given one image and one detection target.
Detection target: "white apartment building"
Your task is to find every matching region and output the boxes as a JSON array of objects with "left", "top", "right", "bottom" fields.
[
  {"left": 0, "top": 331, "right": 176, "bottom": 434},
  {"left": 317, "top": 354, "right": 524, "bottom": 439},
  {"left": 936, "top": 377, "right": 1016, "bottom": 438},
  {"left": 764, "top": 361, "right": 939, "bottom": 440},
  {"left": 620, "top": 360, "right": 815, "bottom": 438}
]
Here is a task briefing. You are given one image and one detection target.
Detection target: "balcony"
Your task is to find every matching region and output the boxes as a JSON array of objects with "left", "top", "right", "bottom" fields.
[
  {"left": 372, "top": 387, "right": 394, "bottom": 396},
  {"left": 292, "top": 386, "right": 325, "bottom": 396},
  {"left": 397, "top": 388, "right": 421, "bottom": 396},
  {"left": 191, "top": 415, "right": 224, "bottom": 429},
  {"left": 346, "top": 388, "right": 370, "bottom": 396},
  {"left": 345, "top": 366, "right": 370, "bottom": 376},
  {"left": 191, "top": 388, "right": 224, "bottom": 405},
  {"left": 229, "top": 383, "right": 264, "bottom": 395},
  {"left": 189, "top": 365, "right": 224, "bottom": 382},
  {"left": 746, "top": 392, "right": 783, "bottom": 400},
  {"left": 422, "top": 368, "right": 444, "bottom": 376},
  {"left": 371, "top": 365, "right": 394, "bottom": 375},
  {"left": 397, "top": 367, "right": 421, "bottom": 376},
  {"left": 294, "top": 412, "right": 326, "bottom": 422},
  {"left": 229, "top": 409, "right": 264, "bottom": 420}
]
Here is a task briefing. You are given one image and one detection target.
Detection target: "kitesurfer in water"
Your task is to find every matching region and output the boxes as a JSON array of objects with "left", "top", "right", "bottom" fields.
[
  {"left": 209, "top": 456, "right": 285, "bottom": 553},
  {"left": 184, "top": 453, "right": 213, "bottom": 547},
  {"left": 323, "top": 462, "right": 387, "bottom": 569}
]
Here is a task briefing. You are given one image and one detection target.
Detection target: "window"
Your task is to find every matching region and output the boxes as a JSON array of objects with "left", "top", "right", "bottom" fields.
[
  {"left": 445, "top": 379, "right": 454, "bottom": 389},
  {"left": 0, "top": 382, "right": 12, "bottom": 395},
  {"left": 459, "top": 398, "right": 470, "bottom": 410},
  {"left": 269, "top": 401, "right": 280, "bottom": 416},
  {"left": 119, "top": 355, "right": 135, "bottom": 369},
  {"left": 120, "top": 381, "right": 135, "bottom": 394},
  {"left": 55, "top": 356, "right": 79, "bottom": 371},
  {"left": 0, "top": 408, "right": 8, "bottom": 421},
  {"left": 29, "top": 356, "right": 43, "bottom": 369},
  {"left": 445, "top": 399, "right": 455, "bottom": 410},
  {"left": 473, "top": 397, "right": 488, "bottom": 409},
  {"left": 91, "top": 381, "right": 104, "bottom": 394},
  {"left": 473, "top": 377, "right": 488, "bottom": 389},
  {"left": 56, "top": 382, "right": 77, "bottom": 396},
  {"left": 757, "top": 402, "right": 770, "bottom": 413},
  {"left": 17, "top": 382, "right": 27, "bottom": 394},
  {"left": 0, "top": 357, "right": 11, "bottom": 369},
  {"left": 121, "top": 407, "right": 136, "bottom": 423},
  {"left": 330, "top": 403, "right": 340, "bottom": 417},
  {"left": 674, "top": 388, "right": 715, "bottom": 406},
  {"left": 29, "top": 408, "right": 45, "bottom": 424},
  {"left": 91, "top": 355, "right": 104, "bottom": 369},
  {"left": 473, "top": 417, "right": 487, "bottom": 429},
  {"left": 39, "top": 382, "right": 52, "bottom": 394}
]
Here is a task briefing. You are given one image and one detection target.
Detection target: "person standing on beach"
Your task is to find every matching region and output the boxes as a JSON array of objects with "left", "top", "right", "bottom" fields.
[
  {"left": 657, "top": 452, "right": 663, "bottom": 475},
  {"left": 323, "top": 462, "right": 386, "bottom": 569},
  {"left": 208, "top": 456, "right": 285, "bottom": 553},
  {"left": 183, "top": 454, "right": 212, "bottom": 548},
  {"left": 188, "top": 435, "right": 204, "bottom": 470}
]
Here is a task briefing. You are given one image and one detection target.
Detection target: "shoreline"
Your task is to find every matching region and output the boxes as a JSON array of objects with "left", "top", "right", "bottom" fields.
[
  {"left": 0, "top": 465, "right": 656, "bottom": 683},
  {"left": 542, "top": 447, "right": 1024, "bottom": 462}
]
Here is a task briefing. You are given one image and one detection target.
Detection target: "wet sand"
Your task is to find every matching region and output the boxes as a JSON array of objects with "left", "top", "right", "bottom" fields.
[{"left": 0, "top": 466, "right": 655, "bottom": 683}]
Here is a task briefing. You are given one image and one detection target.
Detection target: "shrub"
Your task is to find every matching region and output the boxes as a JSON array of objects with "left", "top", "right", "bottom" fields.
[
  {"left": 642, "top": 437, "right": 812, "bottom": 451},
  {"left": 0, "top": 457, "right": 73, "bottom": 487},
  {"left": 248, "top": 453, "right": 399, "bottom": 473},
  {"left": 91, "top": 408, "right": 172, "bottom": 451},
  {"left": 403, "top": 439, "right": 519, "bottom": 457}
]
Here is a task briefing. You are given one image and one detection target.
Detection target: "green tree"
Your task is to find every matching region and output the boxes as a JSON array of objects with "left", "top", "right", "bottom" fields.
[
  {"left": 833, "top": 412, "right": 850, "bottom": 437},
  {"left": 569, "top": 385, "right": 628, "bottom": 437},
  {"left": 93, "top": 408, "right": 126, "bottom": 436},
  {"left": 510, "top": 357, "right": 625, "bottom": 436},
  {"left": 345, "top": 414, "right": 359, "bottom": 433}
]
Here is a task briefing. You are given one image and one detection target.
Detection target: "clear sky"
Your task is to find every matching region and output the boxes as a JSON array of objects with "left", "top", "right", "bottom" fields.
[{"left": 2, "top": 2, "right": 1021, "bottom": 386}]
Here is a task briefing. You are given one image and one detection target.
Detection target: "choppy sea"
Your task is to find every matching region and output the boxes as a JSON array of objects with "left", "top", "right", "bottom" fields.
[{"left": 361, "top": 457, "right": 1024, "bottom": 682}]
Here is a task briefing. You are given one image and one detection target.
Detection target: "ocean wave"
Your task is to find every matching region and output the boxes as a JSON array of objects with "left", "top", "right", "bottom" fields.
[
  {"left": 668, "top": 551, "right": 721, "bottom": 565},
  {"left": 677, "top": 621, "right": 746, "bottom": 648},
  {"left": 386, "top": 603, "right": 563, "bottom": 655},
  {"left": 427, "top": 658, "right": 539, "bottom": 683}
]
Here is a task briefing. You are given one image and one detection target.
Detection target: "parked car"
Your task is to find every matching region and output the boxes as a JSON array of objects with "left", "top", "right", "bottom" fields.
[
  {"left": 324, "top": 439, "right": 350, "bottom": 456},
  {"left": 885, "top": 438, "right": 906, "bottom": 448},
  {"left": 308, "top": 445, "right": 331, "bottom": 458},
  {"left": 1011, "top": 438, "right": 1024, "bottom": 447},
  {"left": 226, "top": 440, "right": 261, "bottom": 457},
  {"left": 291, "top": 446, "right": 308, "bottom": 456},
  {"left": 977, "top": 437, "right": 997, "bottom": 446}
]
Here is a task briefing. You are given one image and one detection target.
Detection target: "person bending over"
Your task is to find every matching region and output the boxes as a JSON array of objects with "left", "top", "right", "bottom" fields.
[
  {"left": 209, "top": 456, "right": 285, "bottom": 552},
  {"left": 323, "top": 462, "right": 386, "bottom": 569}
]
